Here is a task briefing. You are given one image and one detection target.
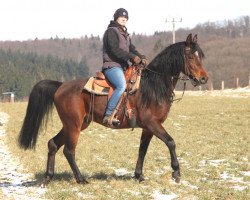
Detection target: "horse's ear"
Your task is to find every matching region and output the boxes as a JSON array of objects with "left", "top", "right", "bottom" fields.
[
  {"left": 186, "top": 33, "right": 192, "bottom": 47},
  {"left": 193, "top": 34, "right": 198, "bottom": 43}
]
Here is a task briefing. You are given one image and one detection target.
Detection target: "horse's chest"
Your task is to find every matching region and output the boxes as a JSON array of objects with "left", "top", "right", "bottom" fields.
[{"left": 138, "top": 103, "right": 171, "bottom": 124}]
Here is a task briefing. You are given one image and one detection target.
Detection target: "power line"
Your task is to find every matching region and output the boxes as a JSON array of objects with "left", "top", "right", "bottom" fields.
[{"left": 165, "top": 18, "right": 182, "bottom": 43}]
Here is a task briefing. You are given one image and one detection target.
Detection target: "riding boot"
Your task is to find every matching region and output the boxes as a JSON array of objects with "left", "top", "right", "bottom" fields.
[{"left": 103, "top": 115, "right": 120, "bottom": 126}]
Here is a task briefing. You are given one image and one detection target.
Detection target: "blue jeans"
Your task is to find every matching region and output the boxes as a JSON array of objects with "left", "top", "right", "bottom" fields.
[{"left": 104, "top": 67, "right": 126, "bottom": 116}]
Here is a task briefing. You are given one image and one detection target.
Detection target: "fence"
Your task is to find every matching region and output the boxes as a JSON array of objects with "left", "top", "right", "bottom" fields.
[
  {"left": 2, "top": 92, "right": 15, "bottom": 103},
  {"left": 175, "top": 75, "right": 250, "bottom": 91},
  {"left": 209, "top": 76, "right": 250, "bottom": 90}
]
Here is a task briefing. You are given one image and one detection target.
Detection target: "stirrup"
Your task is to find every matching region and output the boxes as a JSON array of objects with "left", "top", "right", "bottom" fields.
[{"left": 103, "top": 115, "right": 120, "bottom": 126}]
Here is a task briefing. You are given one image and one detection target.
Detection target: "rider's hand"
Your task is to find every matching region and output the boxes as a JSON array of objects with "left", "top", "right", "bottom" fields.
[
  {"left": 141, "top": 58, "right": 149, "bottom": 66},
  {"left": 133, "top": 56, "right": 141, "bottom": 65}
]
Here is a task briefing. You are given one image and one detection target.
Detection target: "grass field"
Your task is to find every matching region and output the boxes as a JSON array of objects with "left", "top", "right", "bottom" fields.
[{"left": 1, "top": 91, "right": 249, "bottom": 200}]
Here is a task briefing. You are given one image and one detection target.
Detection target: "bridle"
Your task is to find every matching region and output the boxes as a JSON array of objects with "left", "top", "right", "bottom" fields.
[
  {"left": 183, "top": 47, "right": 192, "bottom": 77},
  {"left": 183, "top": 46, "right": 201, "bottom": 84},
  {"left": 143, "top": 46, "right": 194, "bottom": 78},
  {"left": 142, "top": 46, "right": 199, "bottom": 102}
]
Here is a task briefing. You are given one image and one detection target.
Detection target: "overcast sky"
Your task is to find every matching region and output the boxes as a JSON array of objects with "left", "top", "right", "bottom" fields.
[{"left": 0, "top": 0, "right": 249, "bottom": 41}]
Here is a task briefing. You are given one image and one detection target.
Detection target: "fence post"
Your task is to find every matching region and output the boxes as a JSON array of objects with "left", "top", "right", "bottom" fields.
[
  {"left": 209, "top": 80, "right": 213, "bottom": 91},
  {"left": 236, "top": 77, "right": 239, "bottom": 88},
  {"left": 249, "top": 75, "right": 250, "bottom": 87},
  {"left": 10, "top": 93, "right": 14, "bottom": 103},
  {"left": 221, "top": 80, "right": 224, "bottom": 91}
]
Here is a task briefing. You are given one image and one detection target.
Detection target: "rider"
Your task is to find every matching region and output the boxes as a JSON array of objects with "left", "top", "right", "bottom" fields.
[{"left": 102, "top": 8, "right": 148, "bottom": 125}]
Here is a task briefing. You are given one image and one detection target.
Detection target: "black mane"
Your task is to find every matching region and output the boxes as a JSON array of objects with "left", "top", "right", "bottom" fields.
[
  {"left": 140, "top": 42, "right": 184, "bottom": 107},
  {"left": 140, "top": 41, "right": 204, "bottom": 107}
]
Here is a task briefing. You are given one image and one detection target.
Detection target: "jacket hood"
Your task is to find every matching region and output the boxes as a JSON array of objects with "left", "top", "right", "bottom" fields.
[{"left": 108, "top": 21, "right": 127, "bottom": 32}]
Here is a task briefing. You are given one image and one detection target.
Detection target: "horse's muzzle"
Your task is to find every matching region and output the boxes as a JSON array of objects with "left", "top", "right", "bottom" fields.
[
  {"left": 200, "top": 76, "right": 208, "bottom": 84},
  {"left": 189, "top": 75, "right": 208, "bottom": 86}
]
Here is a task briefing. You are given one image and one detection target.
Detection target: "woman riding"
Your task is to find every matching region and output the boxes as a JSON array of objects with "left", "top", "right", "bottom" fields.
[{"left": 102, "top": 8, "right": 148, "bottom": 125}]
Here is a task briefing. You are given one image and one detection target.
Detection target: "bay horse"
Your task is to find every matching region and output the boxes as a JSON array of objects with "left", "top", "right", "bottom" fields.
[{"left": 18, "top": 34, "right": 208, "bottom": 185}]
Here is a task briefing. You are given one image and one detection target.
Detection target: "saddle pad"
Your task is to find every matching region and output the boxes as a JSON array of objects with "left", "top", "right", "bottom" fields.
[{"left": 83, "top": 77, "right": 109, "bottom": 95}]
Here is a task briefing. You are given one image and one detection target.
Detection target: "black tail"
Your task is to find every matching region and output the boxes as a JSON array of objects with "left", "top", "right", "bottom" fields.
[{"left": 19, "top": 80, "right": 62, "bottom": 150}]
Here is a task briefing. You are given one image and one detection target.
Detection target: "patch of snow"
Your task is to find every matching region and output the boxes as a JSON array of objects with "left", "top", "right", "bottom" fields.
[
  {"left": 220, "top": 172, "right": 230, "bottom": 180},
  {"left": 241, "top": 171, "right": 250, "bottom": 176},
  {"left": 230, "top": 185, "right": 248, "bottom": 191},
  {"left": 152, "top": 190, "right": 178, "bottom": 200},
  {"left": 219, "top": 171, "right": 250, "bottom": 188},
  {"left": 99, "top": 134, "right": 107, "bottom": 138},
  {"left": 199, "top": 159, "right": 226, "bottom": 167},
  {"left": 0, "top": 112, "right": 9, "bottom": 125},
  {"left": 114, "top": 168, "right": 130, "bottom": 176},
  {"left": 181, "top": 180, "right": 199, "bottom": 190},
  {"left": 0, "top": 129, "right": 6, "bottom": 136},
  {"left": 183, "top": 87, "right": 250, "bottom": 98},
  {"left": 242, "top": 157, "right": 248, "bottom": 161},
  {"left": 77, "top": 192, "right": 95, "bottom": 199},
  {"left": 0, "top": 112, "right": 46, "bottom": 200},
  {"left": 125, "top": 189, "right": 140, "bottom": 196}
]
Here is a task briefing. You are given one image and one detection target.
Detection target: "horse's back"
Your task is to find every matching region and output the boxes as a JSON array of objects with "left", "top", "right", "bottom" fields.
[
  {"left": 55, "top": 78, "right": 88, "bottom": 96},
  {"left": 54, "top": 78, "right": 89, "bottom": 109}
]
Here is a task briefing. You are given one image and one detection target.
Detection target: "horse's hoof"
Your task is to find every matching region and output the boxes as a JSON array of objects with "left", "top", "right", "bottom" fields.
[
  {"left": 41, "top": 176, "right": 51, "bottom": 188},
  {"left": 172, "top": 171, "right": 181, "bottom": 183},
  {"left": 40, "top": 183, "right": 46, "bottom": 188},
  {"left": 138, "top": 176, "right": 145, "bottom": 182},
  {"left": 40, "top": 181, "right": 49, "bottom": 188},
  {"left": 173, "top": 176, "right": 181, "bottom": 183},
  {"left": 134, "top": 173, "right": 145, "bottom": 182}
]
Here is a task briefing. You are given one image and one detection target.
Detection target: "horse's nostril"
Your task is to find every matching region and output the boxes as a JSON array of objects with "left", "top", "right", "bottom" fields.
[{"left": 200, "top": 77, "right": 207, "bottom": 84}]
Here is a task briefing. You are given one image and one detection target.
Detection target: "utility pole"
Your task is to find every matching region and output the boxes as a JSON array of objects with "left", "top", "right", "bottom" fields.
[{"left": 165, "top": 18, "right": 182, "bottom": 43}]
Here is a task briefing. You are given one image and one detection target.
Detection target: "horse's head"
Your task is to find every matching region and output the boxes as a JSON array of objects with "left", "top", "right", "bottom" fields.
[{"left": 183, "top": 34, "right": 208, "bottom": 86}]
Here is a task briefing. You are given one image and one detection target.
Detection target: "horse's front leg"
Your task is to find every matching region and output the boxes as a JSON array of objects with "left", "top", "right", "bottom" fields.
[
  {"left": 134, "top": 129, "right": 153, "bottom": 182},
  {"left": 148, "top": 122, "right": 181, "bottom": 183}
]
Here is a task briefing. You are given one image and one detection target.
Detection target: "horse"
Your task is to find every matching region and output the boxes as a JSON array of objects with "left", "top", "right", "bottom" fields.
[{"left": 18, "top": 33, "right": 208, "bottom": 185}]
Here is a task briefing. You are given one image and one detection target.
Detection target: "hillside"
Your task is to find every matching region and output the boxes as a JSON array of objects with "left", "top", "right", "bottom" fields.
[{"left": 0, "top": 16, "right": 249, "bottom": 98}]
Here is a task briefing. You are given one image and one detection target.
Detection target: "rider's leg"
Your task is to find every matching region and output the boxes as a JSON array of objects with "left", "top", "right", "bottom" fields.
[{"left": 103, "top": 66, "right": 126, "bottom": 123}]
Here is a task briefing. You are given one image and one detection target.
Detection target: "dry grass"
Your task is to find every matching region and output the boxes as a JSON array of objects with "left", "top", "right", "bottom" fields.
[{"left": 0, "top": 91, "right": 249, "bottom": 199}]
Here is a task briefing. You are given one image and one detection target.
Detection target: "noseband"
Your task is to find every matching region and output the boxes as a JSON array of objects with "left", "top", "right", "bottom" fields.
[{"left": 184, "top": 47, "right": 200, "bottom": 84}]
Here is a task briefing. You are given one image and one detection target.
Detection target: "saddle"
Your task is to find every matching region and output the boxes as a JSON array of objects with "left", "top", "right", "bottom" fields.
[
  {"left": 84, "top": 66, "right": 141, "bottom": 96},
  {"left": 83, "top": 65, "right": 142, "bottom": 127}
]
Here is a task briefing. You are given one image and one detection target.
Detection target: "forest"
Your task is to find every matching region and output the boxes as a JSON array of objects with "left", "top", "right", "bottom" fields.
[{"left": 0, "top": 16, "right": 249, "bottom": 99}]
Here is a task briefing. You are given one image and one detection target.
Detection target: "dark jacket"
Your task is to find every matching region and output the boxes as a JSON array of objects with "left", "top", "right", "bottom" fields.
[{"left": 102, "top": 21, "right": 145, "bottom": 70}]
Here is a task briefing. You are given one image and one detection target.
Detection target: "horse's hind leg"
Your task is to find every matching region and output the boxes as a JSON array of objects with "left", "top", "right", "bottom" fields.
[
  {"left": 43, "top": 129, "right": 65, "bottom": 185},
  {"left": 63, "top": 128, "right": 88, "bottom": 184},
  {"left": 134, "top": 129, "right": 153, "bottom": 182}
]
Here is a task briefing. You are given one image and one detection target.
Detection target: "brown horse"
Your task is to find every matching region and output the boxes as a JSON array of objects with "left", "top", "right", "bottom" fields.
[{"left": 19, "top": 33, "right": 208, "bottom": 185}]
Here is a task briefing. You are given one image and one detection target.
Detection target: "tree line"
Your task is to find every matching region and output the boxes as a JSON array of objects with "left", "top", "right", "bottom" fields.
[
  {"left": 0, "top": 50, "right": 89, "bottom": 98},
  {"left": 0, "top": 16, "right": 249, "bottom": 99}
]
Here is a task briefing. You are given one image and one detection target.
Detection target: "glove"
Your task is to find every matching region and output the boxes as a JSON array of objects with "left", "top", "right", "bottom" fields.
[
  {"left": 141, "top": 58, "right": 149, "bottom": 66},
  {"left": 133, "top": 55, "right": 141, "bottom": 65}
]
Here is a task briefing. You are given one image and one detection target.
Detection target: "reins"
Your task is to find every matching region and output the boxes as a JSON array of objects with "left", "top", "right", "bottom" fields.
[
  {"left": 144, "top": 66, "right": 161, "bottom": 75},
  {"left": 142, "top": 46, "right": 195, "bottom": 102},
  {"left": 172, "top": 78, "right": 187, "bottom": 102}
]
